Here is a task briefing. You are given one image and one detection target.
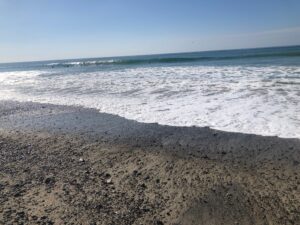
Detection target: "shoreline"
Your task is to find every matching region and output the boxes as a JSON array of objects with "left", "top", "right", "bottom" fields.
[{"left": 0, "top": 100, "right": 299, "bottom": 224}]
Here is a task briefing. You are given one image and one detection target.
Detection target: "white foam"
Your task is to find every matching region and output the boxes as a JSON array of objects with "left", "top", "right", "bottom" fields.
[
  {"left": 0, "top": 65, "right": 299, "bottom": 138},
  {"left": 46, "top": 59, "right": 117, "bottom": 67}
]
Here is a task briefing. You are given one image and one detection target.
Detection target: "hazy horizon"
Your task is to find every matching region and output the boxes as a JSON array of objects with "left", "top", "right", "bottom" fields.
[
  {"left": 0, "top": 44, "right": 299, "bottom": 64},
  {"left": 1, "top": 0, "right": 300, "bottom": 63}
]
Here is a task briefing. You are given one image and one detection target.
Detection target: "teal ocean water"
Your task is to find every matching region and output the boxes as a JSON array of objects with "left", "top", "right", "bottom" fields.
[{"left": 0, "top": 46, "right": 300, "bottom": 138}]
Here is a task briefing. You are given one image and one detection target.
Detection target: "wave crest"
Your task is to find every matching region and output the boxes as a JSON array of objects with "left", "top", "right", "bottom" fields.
[{"left": 45, "top": 50, "right": 300, "bottom": 68}]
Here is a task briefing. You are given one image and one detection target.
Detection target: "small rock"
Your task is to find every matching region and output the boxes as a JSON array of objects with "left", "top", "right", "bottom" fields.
[
  {"left": 203, "top": 170, "right": 209, "bottom": 174},
  {"left": 79, "top": 158, "right": 84, "bottom": 162},
  {"left": 225, "top": 192, "right": 232, "bottom": 199},
  {"left": 31, "top": 215, "right": 38, "bottom": 220},
  {"left": 133, "top": 170, "right": 139, "bottom": 176},
  {"left": 293, "top": 160, "right": 299, "bottom": 166},
  {"left": 16, "top": 211, "right": 25, "bottom": 218},
  {"left": 44, "top": 177, "right": 55, "bottom": 186},
  {"left": 140, "top": 183, "right": 147, "bottom": 189},
  {"left": 202, "top": 155, "right": 209, "bottom": 159},
  {"left": 94, "top": 204, "right": 103, "bottom": 211},
  {"left": 154, "top": 220, "right": 164, "bottom": 225},
  {"left": 140, "top": 206, "right": 151, "bottom": 212},
  {"left": 40, "top": 216, "right": 48, "bottom": 220},
  {"left": 106, "top": 178, "right": 112, "bottom": 184}
]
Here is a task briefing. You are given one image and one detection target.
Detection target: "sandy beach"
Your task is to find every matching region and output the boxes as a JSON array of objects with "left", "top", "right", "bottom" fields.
[{"left": 0, "top": 101, "right": 299, "bottom": 225}]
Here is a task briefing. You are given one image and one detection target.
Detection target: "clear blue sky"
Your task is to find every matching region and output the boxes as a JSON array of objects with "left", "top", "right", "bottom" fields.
[{"left": 1, "top": 0, "right": 300, "bottom": 62}]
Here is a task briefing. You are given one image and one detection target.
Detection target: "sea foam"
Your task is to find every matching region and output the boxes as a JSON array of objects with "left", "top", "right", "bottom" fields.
[{"left": 0, "top": 65, "right": 299, "bottom": 138}]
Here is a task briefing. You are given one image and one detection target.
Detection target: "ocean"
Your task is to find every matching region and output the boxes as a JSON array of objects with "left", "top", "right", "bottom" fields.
[{"left": 0, "top": 46, "right": 299, "bottom": 138}]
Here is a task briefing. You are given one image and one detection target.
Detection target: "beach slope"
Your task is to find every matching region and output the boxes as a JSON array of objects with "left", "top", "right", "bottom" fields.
[{"left": 0, "top": 101, "right": 299, "bottom": 225}]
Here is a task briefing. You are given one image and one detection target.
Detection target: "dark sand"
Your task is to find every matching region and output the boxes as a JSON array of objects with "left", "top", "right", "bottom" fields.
[{"left": 0, "top": 101, "right": 299, "bottom": 225}]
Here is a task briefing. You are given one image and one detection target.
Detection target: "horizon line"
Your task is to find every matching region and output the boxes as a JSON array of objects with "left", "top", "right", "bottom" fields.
[{"left": 1, "top": 44, "right": 299, "bottom": 65}]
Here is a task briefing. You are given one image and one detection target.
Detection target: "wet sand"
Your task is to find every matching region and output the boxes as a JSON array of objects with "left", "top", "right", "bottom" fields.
[{"left": 0, "top": 101, "right": 299, "bottom": 225}]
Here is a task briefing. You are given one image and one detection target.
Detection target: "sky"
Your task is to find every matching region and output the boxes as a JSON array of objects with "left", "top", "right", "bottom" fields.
[{"left": 0, "top": 0, "right": 300, "bottom": 63}]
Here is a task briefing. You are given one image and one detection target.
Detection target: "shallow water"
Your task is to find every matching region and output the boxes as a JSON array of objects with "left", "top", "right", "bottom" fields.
[{"left": 0, "top": 46, "right": 300, "bottom": 138}]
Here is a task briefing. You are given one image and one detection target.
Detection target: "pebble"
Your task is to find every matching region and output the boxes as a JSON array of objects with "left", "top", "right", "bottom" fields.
[
  {"left": 44, "top": 177, "right": 55, "bottom": 185},
  {"left": 140, "top": 183, "right": 147, "bottom": 189},
  {"left": 154, "top": 220, "right": 164, "bottom": 225},
  {"left": 106, "top": 178, "right": 112, "bottom": 184}
]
